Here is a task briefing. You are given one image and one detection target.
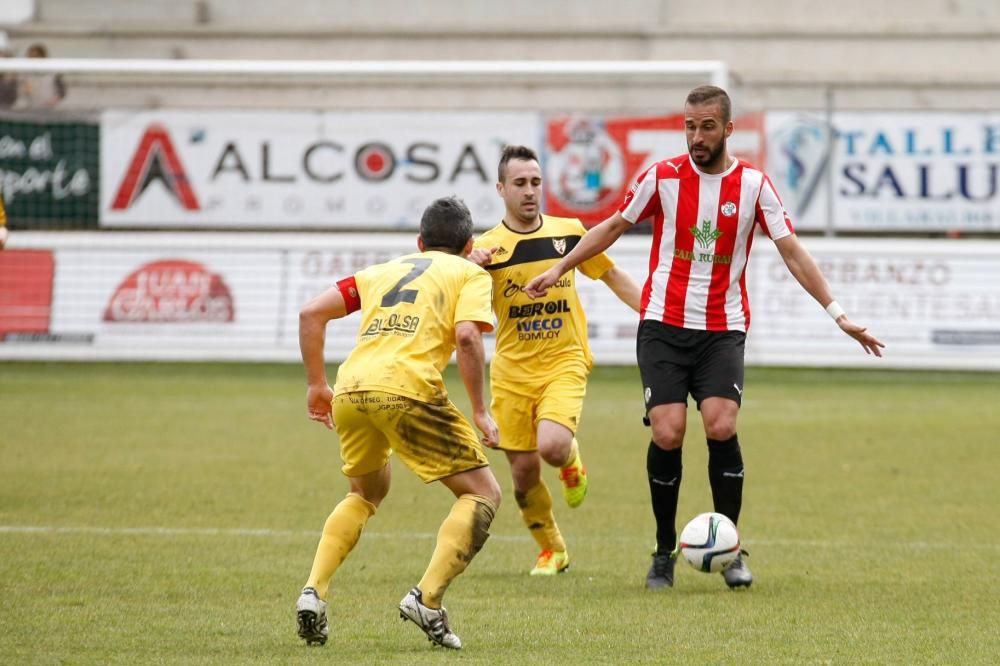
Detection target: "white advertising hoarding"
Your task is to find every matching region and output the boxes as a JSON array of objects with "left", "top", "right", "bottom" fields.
[
  {"left": 3, "top": 232, "right": 999, "bottom": 371},
  {"left": 100, "top": 111, "right": 539, "bottom": 229},
  {"left": 745, "top": 238, "right": 1000, "bottom": 369},
  {"left": 1, "top": 235, "right": 284, "bottom": 360},
  {"left": 767, "top": 111, "right": 1000, "bottom": 232}
]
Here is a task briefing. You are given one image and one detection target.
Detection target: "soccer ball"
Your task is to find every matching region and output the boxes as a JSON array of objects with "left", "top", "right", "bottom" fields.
[{"left": 678, "top": 512, "right": 741, "bottom": 573}]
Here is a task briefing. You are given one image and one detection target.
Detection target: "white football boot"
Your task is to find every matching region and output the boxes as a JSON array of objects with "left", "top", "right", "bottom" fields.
[
  {"left": 398, "top": 587, "right": 461, "bottom": 649},
  {"left": 296, "top": 586, "right": 329, "bottom": 645},
  {"left": 722, "top": 551, "right": 753, "bottom": 588}
]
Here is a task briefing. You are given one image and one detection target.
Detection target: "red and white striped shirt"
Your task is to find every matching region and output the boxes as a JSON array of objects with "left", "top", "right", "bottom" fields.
[{"left": 619, "top": 154, "right": 794, "bottom": 332}]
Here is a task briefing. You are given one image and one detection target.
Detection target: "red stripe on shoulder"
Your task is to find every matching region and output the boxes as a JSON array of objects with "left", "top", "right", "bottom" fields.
[
  {"left": 656, "top": 155, "right": 689, "bottom": 180},
  {"left": 336, "top": 276, "right": 361, "bottom": 314}
]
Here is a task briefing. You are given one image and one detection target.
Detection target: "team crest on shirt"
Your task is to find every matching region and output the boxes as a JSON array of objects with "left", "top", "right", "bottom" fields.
[
  {"left": 552, "top": 237, "right": 567, "bottom": 255},
  {"left": 721, "top": 201, "right": 737, "bottom": 217}
]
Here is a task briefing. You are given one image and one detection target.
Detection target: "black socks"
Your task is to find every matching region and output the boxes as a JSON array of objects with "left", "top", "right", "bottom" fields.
[
  {"left": 707, "top": 434, "right": 744, "bottom": 525},
  {"left": 647, "top": 442, "right": 682, "bottom": 554}
]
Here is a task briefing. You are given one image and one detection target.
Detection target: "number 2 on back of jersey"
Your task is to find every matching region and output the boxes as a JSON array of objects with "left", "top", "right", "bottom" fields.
[{"left": 381, "top": 258, "right": 432, "bottom": 307}]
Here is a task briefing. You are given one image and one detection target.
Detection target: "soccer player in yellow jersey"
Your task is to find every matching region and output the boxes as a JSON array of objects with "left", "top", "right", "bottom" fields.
[
  {"left": 0, "top": 197, "right": 8, "bottom": 250},
  {"left": 471, "top": 145, "right": 641, "bottom": 575},
  {"left": 295, "top": 196, "right": 502, "bottom": 650}
]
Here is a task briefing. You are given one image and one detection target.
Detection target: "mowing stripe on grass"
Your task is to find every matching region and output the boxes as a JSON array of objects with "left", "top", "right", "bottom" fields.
[
  {"left": 1, "top": 524, "right": 997, "bottom": 551},
  {"left": 0, "top": 524, "right": 527, "bottom": 542}
]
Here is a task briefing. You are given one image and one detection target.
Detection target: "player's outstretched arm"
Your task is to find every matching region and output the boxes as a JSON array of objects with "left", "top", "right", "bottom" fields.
[
  {"left": 600, "top": 265, "right": 641, "bottom": 313},
  {"left": 774, "top": 235, "right": 885, "bottom": 357},
  {"left": 455, "top": 320, "right": 499, "bottom": 448},
  {"left": 525, "top": 212, "right": 632, "bottom": 298},
  {"left": 299, "top": 285, "right": 350, "bottom": 429}
]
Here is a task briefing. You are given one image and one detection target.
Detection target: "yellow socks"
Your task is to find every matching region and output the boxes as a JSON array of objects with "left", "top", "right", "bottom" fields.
[
  {"left": 562, "top": 439, "right": 580, "bottom": 469},
  {"left": 305, "top": 493, "right": 377, "bottom": 599},
  {"left": 418, "top": 494, "right": 497, "bottom": 608},
  {"left": 559, "top": 438, "right": 588, "bottom": 508},
  {"left": 515, "top": 480, "right": 566, "bottom": 553}
]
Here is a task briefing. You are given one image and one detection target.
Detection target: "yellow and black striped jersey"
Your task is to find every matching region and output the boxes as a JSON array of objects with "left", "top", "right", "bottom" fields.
[{"left": 474, "top": 215, "right": 614, "bottom": 382}]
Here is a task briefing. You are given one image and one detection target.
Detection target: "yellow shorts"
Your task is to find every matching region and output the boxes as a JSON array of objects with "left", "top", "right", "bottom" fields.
[
  {"left": 333, "top": 391, "right": 489, "bottom": 483},
  {"left": 490, "top": 368, "right": 588, "bottom": 452}
]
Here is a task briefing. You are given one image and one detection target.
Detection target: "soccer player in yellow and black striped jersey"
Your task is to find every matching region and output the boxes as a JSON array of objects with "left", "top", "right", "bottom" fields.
[
  {"left": 471, "top": 145, "right": 641, "bottom": 576},
  {"left": 0, "top": 196, "right": 8, "bottom": 250},
  {"left": 295, "top": 196, "right": 502, "bottom": 650}
]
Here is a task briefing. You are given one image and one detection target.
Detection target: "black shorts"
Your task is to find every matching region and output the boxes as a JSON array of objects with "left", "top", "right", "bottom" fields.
[{"left": 636, "top": 320, "right": 746, "bottom": 410}]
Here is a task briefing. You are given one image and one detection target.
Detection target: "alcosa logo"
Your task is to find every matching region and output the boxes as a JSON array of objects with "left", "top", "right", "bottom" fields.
[{"left": 111, "top": 125, "right": 200, "bottom": 211}]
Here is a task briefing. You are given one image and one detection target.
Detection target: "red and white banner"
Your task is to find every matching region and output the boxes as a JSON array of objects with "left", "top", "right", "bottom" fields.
[
  {"left": 0, "top": 249, "right": 55, "bottom": 340},
  {"left": 102, "top": 259, "right": 236, "bottom": 323},
  {"left": 100, "top": 110, "right": 539, "bottom": 229},
  {"left": 544, "top": 112, "right": 764, "bottom": 226}
]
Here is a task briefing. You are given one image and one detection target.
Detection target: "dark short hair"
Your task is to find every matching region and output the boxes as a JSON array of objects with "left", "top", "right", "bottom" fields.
[
  {"left": 420, "top": 196, "right": 474, "bottom": 254},
  {"left": 685, "top": 85, "right": 732, "bottom": 123},
  {"left": 497, "top": 144, "right": 539, "bottom": 183}
]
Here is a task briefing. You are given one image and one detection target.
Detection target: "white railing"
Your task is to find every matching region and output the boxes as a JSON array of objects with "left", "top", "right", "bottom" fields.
[{"left": 0, "top": 58, "right": 729, "bottom": 85}]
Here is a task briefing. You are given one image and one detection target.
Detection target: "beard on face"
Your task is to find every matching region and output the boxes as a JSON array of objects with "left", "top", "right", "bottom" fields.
[{"left": 688, "top": 137, "right": 726, "bottom": 168}]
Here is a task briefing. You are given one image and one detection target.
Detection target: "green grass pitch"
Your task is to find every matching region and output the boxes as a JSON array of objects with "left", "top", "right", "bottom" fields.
[{"left": 1, "top": 362, "right": 999, "bottom": 664}]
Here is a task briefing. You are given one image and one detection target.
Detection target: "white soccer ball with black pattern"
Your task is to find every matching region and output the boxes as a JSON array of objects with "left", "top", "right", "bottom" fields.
[{"left": 678, "top": 512, "right": 741, "bottom": 573}]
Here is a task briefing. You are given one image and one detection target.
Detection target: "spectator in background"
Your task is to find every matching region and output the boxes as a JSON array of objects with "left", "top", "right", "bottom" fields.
[
  {"left": 17, "top": 42, "right": 66, "bottom": 109},
  {"left": 0, "top": 31, "right": 17, "bottom": 109}
]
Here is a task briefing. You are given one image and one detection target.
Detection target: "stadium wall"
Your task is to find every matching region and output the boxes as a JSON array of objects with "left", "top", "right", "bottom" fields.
[{"left": 7, "top": 0, "right": 1000, "bottom": 111}]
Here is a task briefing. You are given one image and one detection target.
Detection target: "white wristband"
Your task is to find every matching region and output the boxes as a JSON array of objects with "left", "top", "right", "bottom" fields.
[{"left": 825, "top": 300, "right": 846, "bottom": 321}]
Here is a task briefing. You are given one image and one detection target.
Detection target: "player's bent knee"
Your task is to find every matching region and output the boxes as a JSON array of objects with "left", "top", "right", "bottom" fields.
[
  {"left": 650, "top": 423, "right": 685, "bottom": 449},
  {"left": 476, "top": 474, "right": 503, "bottom": 509},
  {"left": 537, "top": 439, "right": 572, "bottom": 467},
  {"left": 647, "top": 404, "right": 686, "bottom": 449},
  {"left": 347, "top": 475, "right": 390, "bottom": 507},
  {"left": 536, "top": 421, "right": 574, "bottom": 462},
  {"left": 440, "top": 466, "right": 501, "bottom": 507},
  {"left": 507, "top": 451, "right": 541, "bottom": 489},
  {"left": 700, "top": 398, "right": 739, "bottom": 440},
  {"left": 703, "top": 419, "right": 737, "bottom": 441}
]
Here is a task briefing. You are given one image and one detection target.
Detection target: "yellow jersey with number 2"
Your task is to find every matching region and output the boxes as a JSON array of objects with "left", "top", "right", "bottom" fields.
[{"left": 333, "top": 250, "right": 494, "bottom": 405}]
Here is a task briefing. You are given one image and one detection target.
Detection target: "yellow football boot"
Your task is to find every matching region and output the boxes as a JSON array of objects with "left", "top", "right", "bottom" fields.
[
  {"left": 529, "top": 549, "right": 570, "bottom": 576},
  {"left": 559, "top": 449, "right": 588, "bottom": 508}
]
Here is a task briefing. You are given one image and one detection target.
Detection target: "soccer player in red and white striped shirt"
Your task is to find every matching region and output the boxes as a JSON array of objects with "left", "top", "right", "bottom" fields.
[{"left": 526, "top": 85, "right": 884, "bottom": 591}]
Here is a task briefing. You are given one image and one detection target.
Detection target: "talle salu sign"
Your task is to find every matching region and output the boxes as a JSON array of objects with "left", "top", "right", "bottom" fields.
[{"left": 766, "top": 112, "right": 1000, "bottom": 232}]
